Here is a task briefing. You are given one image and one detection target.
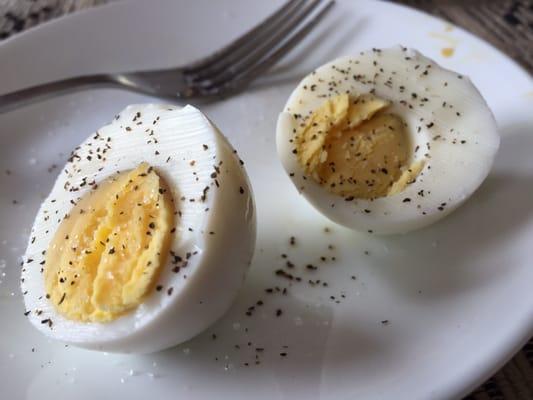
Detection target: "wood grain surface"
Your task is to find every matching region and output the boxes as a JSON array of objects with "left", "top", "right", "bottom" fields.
[{"left": 393, "top": 0, "right": 533, "bottom": 74}]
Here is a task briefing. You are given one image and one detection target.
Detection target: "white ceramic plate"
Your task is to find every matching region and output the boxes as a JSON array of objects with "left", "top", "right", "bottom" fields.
[{"left": 1, "top": 1, "right": 532, "bottom": 399}]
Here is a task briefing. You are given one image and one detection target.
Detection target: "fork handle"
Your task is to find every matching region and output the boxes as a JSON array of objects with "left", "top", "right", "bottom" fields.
[{"left": 0, "top": 74, "right": 119, "bottom": 114}]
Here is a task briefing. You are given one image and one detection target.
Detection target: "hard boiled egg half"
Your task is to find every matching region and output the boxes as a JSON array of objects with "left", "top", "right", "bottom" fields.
[
  {"left": 276, "top": 46, "right": 500, "bottom": 234},
  {"left": 21, "top": 104, "right": 256, "bottom": 353}
]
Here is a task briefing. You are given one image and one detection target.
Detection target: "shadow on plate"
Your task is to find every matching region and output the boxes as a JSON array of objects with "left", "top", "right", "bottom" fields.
[
  {"left": 355, "top": 120, "right": 533, "bottom": 301},
  {"left": 145, "top": 121, "right": 533, "bottom": 389},
  {"left": 147, "top": 220, "right": 392, "bottom": 396}
]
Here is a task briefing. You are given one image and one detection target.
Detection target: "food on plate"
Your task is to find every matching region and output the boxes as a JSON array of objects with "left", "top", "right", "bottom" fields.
[
  {"left": 21, "top": 104, "right": 256, "bottom": 353},
  {"left": 276, "top": 46, "right": 499, "bottom": 234}
]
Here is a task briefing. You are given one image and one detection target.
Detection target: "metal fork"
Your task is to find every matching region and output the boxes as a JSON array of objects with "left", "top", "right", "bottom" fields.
[{"left": 0, "top": 0, "right": 334, "bottom": 114}]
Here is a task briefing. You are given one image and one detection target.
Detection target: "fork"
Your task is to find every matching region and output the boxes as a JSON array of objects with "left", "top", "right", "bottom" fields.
[{"left": 0, "top": 0, "right": 334, "bottom": 114}]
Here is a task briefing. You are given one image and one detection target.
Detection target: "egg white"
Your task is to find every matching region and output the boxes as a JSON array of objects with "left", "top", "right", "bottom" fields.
[
  {"left": 21, "top": 104, "right": 256, "bottom": 353},
  {"left": 276, "top": 46, "right": 500, "bottom": 234}
]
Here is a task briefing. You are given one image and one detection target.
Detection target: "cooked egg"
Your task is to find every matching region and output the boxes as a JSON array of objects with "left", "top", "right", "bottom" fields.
[
  {"left": 276, "top": 46, "right": 499, "bottom": 234},
  {"left": 21, "top": 104, "right": 256, "bottom": 353}
]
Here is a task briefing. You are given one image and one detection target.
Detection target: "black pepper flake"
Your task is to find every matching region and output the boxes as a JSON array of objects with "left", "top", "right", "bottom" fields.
[
  {"left": 276, "top": 309, "right": 283, "bottom": 317},
  {"left": 275, "top": 269, "right": 294, "bottom": 280},
  {"left": 239, "top": 186, "right": 244, "bottom": 194},
  {"left": 202, "top": 144, "right": 209, "bottom": 150},
  {"left": 58, "top": 293, "right": 66, "bottom": 305},
  {"left": 167, "top": 287, "right": 174, "bottom": 296},
  {"left": 108, "top": 247, "right": 115, "bottom": 254},
  {"left": 289, "top": 236, "right": 296, "bottom": 246},
  {"left": 156, "top": 285, "right": 163, "bottom": 291},
  {"left": 381, "top": 320, "right": 390, "bottom": 325},
  {"left": 402, "top": 198, "right": 411, "bottom": 203}
]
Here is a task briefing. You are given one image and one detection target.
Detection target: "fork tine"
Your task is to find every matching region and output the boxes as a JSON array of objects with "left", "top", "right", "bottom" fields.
[
  {"left": 198, "top": 0, "right": 335, "bottom": 98},
  {"left": 198, "top": 0, "right": 334, "bottom": 94},
  {"left": 189, "top": 0, "right": 324, "bottom": 86},
  {"left": 186, "top": 0, "right": 311, "bottom": 82},
  {"left": 182, "top": 0, "right": 303, "bottom": 75}
]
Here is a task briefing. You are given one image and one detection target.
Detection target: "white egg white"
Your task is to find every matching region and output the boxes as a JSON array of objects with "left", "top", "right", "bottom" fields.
[
  {"left": 276, "top": 46, "right": 500, "bottom": 234},
  {"left": 21, "top": 104, "right": 256, "bottom": 353}
]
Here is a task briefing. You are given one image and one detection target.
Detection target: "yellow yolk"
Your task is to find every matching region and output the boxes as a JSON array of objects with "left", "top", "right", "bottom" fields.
[
  {"left": 295, "top": 93, "right": 423, "bottom": 199},
  {"left": 44, "top": 163, "right": 174, "bottom": 322}
]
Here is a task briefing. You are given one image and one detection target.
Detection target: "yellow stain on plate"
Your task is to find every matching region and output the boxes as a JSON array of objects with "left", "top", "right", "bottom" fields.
[
  {"left": 429, "top": 30, "right": 459, "bottom": 60},
  {"left": 441, "top": 47, "right": 455, "bottom": 58}
]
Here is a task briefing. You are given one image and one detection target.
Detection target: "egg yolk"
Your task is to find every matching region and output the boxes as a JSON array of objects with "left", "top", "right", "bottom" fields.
[
  {"left": 44, "top": 163, "right": 174, "bottom": 322},
  {"left": 295, "top": 93, "right": 423, "bottom": 199}
]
